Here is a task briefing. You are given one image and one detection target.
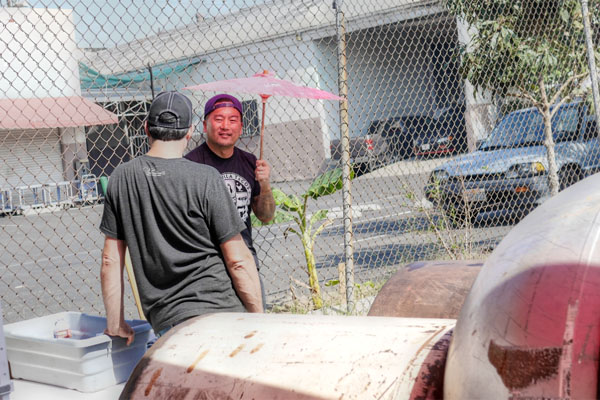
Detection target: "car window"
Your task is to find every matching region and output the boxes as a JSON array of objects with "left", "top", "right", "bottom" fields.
[
  {"left": 481, "top": 110, "right": 543, "bottom": 150},
  {"left": 367, "top": 120, "right": 384, "bottom": 136},
  {"left": 480, "top": 104, "right": 581, "bottom": 150},
  {"left": 522, "top": 112, "right": 544, "bottom": 143},
  {"left": 406, "top": 117, "right": 437, "bottom": 137},
  {"left": 553, "top": 106, "right": 579, "bottom": 141}
]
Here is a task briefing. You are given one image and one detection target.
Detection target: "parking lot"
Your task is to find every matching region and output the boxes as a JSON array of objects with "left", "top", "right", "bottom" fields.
[{"left": 0, "top": 156, "right": 512, "bottom": 322}]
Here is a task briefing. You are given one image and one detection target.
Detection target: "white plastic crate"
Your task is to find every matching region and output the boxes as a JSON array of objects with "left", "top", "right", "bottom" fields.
[
  {"left": 4, "top": 312, "right": 150, "bottom": 393},
  {"left": 0, "top": 302, "right": 13, "bottom": 400}
]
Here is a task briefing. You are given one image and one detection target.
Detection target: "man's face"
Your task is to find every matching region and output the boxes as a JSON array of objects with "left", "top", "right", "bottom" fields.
[{"left": 204, "top": 105, "right": 243, "bottom": 149}]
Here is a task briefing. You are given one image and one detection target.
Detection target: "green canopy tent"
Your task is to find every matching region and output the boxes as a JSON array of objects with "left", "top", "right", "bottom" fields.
[{"left": 79, "top": 57, "right": 203, "bottom": 92}]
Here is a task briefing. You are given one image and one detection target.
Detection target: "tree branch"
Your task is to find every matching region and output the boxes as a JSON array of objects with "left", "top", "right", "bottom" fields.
[
  {"left": 549, "top": 72, "right": 589, "bottom": 106},
  {"left": 511, "top": 87, "right": 541, "bottom": 107}
]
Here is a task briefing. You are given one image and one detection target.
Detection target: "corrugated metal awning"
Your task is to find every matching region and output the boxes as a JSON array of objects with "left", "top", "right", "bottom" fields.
[{"left": 0, "top": 96, "right": 118, "bottom": 129}]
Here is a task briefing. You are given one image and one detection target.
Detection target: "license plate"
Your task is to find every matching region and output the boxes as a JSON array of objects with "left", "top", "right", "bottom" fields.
[
  {"left": 463, "top": 188, "right": 486, "bottom": 202},
  {"left": 421, "top": 144, "right": 431, "bottom": 151}
]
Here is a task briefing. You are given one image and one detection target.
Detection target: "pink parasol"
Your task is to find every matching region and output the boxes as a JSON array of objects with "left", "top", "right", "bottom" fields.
[{"left": 184, "top": 70, "right": 344, "bottom": 159}]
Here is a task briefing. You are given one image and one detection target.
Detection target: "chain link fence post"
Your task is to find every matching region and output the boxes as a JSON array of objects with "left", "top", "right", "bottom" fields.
[{"left": 334, "top": 0, "right": 355, "bottom": 313}]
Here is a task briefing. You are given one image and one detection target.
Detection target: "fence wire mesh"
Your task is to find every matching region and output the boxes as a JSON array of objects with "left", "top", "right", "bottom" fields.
[{"left": 1, "top": 0, "right": 599, "bottom": 322}]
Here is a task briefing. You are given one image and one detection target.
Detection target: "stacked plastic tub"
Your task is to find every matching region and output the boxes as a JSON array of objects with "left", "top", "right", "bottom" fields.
[
  {"left": 0, "top": 302, "right": 13, "bottom": 400},
  {"left": 4, "top": 312, "right": 151, "bottom": 393}
]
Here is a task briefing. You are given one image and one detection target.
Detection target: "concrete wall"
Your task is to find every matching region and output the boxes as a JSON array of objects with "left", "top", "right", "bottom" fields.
[
  {"left": 456, "top": 17, "right": 497, "bottom": 151},
  {"left": 0, "top": 8, "right": 81, "bottom": 99}
]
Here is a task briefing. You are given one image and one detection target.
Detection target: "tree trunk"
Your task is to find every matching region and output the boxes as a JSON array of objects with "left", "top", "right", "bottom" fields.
[{"left": 541, "top": 106, "right": 560, "bottom": 196}]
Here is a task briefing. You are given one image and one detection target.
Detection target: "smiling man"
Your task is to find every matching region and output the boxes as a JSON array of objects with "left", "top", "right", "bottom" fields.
[
  {"left": 100, "top": 91, "right": 263, "bottom": 345},
  {"left": 185, "top": 94, "right": 275, "bottom": 308}
]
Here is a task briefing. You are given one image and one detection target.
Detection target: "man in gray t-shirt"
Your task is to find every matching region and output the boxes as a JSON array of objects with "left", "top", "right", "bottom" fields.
[{"left": 100, "top": 91, "right": 262, "bottom": 344}]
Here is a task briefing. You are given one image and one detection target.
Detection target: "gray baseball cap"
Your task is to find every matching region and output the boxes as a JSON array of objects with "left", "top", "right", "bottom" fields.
[{"left": 147, "top": 91, "right": 193, "bottom": 129}]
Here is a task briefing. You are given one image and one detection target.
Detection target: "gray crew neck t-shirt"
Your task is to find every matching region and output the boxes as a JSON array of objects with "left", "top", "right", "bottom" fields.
[{"left": 100, "top": 155, "right": 246, "bottom": 332}]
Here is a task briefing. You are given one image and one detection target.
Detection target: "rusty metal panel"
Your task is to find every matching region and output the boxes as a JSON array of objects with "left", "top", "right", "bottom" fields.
[
  {"left": 368, "top": 260, "right": 483, "bottom": 319},
  {"left": 445, "top": 174, "right": 600, "bottom": 399},
  {"left": 122, "top": 313, "right": 455, "bottom": 399}
]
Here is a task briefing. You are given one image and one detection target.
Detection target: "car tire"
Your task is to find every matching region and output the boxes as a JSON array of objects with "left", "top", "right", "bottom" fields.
[
  {"left": 353, "top": 162, "right": 370, "bottom": 177},
  {"left": 558, "top": 166, "right": 582, "bottom": 191}
]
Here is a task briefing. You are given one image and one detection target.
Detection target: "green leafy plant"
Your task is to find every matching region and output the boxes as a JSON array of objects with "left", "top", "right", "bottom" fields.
[
  {"left": 406, "top": 177, "right": 477, "bottom": 260},
  {"left": 252, "top": 167, "right": 353, "bottom": 309}
]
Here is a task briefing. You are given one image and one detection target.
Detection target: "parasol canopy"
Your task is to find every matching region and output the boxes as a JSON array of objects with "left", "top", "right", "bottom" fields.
[{"left": 184, "top": 70, "right": 344, "bottom": 159}]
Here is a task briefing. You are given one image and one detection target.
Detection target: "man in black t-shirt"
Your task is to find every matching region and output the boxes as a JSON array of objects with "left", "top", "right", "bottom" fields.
[
  {"left": 185, "top": 94, "right": 275, "bottom": 304},
  {"left": 100, "top": 92, "right": 263, "bottom": 345}
]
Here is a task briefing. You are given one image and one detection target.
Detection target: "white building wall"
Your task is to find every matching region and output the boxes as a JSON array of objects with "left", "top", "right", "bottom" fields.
[
  {"left": 456, "top": 17, "right": 496, "bottom": 150},
  {"left": 316, "top": 30, "right": 436, "bottom": 140},
  {"left": 0, "top": 8, "right": 82, "bottom": 99}
]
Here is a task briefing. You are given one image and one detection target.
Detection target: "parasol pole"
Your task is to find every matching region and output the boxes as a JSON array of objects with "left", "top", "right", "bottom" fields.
[
  {"left": 259, "top": 94, "right": 270, "bottom": 160},
  {"left": 125, "top": 249, "right": 145, "bottom": 320}
]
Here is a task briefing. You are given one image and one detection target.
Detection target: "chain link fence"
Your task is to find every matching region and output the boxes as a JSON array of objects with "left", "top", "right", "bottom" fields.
[{"left": 1, "top": 0, "right": 599, "bottom": 322}]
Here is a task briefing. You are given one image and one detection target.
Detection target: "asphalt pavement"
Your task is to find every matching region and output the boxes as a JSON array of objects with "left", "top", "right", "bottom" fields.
[{"left": 0, "top": 156, "right": 511, "bottom": 323}]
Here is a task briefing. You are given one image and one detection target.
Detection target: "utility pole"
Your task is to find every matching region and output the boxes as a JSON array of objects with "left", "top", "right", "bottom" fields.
[{"left": 580, "top": 0, "right": 600, "bottom": 137}]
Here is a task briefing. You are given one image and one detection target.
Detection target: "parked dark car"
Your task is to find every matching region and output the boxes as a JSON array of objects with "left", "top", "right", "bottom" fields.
[
  {"left": 328, "top": 127, "right": 388, "bottom": 176},
  {"left": 376, "top": 115, "right": 436, "bottom": 160},
  {"left": 413, "top": 105, "right": 467, "bottom": 157},
  {"left": 328, "top": 106, "right": 466, "bottom": 176}
]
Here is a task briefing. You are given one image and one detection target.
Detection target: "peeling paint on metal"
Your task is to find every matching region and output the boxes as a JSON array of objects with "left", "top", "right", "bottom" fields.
[
  {"left": 559, "top": 301, "right": 578, "bottom": 398},
  {"left": 488, "top": 340, "right": 562, "bottom": 390},
  {"left": 244, "top": 330, "right": 258, "bottom": 339},
  {"left": 229, "top": 343, "right": 245, "bottom": 357},
  {"left": 192, "top": 389, "right": 233, "bottom": 400},
  {"left": 144, "top": 367, "right": 162, "bottom": 396},
  {"left": 408, "top": 329, "right": 452, "bottom": 400},
  {"left": 250, "top": 343, "right": 264, "bottom": 354},
  {"left": 402, "top": 325, "right": 447, "bottom": 381},
  {"left": 157, "top": 387, "right": 190, "bottom": 400},
  {"left": 187, "top": 350, "right": 209, "bottom": 373}
]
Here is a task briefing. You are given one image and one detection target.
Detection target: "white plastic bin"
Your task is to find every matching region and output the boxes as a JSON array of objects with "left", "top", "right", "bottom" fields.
[
  {"left": 0, "top": 303, "right": 13, "bottom": 400},
  {"left": 4, "top": 312, "right": 150, "bottom": 393}
]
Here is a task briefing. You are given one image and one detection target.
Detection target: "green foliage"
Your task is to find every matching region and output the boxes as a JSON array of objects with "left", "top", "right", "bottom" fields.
[
  {"left": 251, "top": 209, "right": 294, "bottom": 227},
  {"left": 252, "top": 167, "right": 353, "bottom": 309},
  {"left": 272, "top": 188, "right": 302, "bottom": 212},
  {"left": 305, "top": 167, "right": 347, "bottom": 199},
  {"left": 445, "top": 0, "right": 594, "bottom": 196},
  {"left": 446, "top": 0, "right": 591, "bottom": 102}
]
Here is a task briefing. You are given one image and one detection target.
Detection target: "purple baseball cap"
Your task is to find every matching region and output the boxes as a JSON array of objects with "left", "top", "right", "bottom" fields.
[{"left": 204, "top": 94, "right": 243, "bottom": 119}]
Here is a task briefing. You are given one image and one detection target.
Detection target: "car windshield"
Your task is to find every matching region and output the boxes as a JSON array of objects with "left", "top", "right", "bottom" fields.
[
  {"left": 480, "top": 110, "right": 544, "bottom": 150},
  {"left": 480, "top": 106, "right": 580, "bottom": 150}
]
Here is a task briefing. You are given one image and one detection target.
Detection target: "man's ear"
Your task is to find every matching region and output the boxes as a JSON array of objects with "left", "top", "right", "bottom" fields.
[
  {"left": 203, "top": 120, "right": 208, "bottom": 133},
  {"left": 186, "top": 125, "right": 194, "bottom": 141},
  {"left": 144, "top": 121, "right": 150, "bottom": 137}
]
